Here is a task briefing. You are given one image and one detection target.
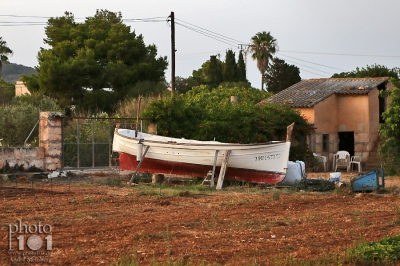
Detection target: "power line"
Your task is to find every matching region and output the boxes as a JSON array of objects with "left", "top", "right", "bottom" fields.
[
  {"left": 282, "top": 57, "right": 333, "bottom": 75},
  {"left": 175, "top": 18, "right": 246, "bottom": 45},
  {"left": 299, "top": 69, "right": 328, "bottom": 78},
  {"left": 175, "top": 22, "right": 238, "bottom": 47},
  {"left": 278, "top": 53, "right": 347, "bottom": 71},
  {"left": 280, "top": 50, "right": 400, "bottom": 58}
]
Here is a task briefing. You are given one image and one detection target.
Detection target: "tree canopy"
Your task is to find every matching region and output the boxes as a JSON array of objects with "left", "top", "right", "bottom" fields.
[
  {"left": 142, "top": 85, "right": 311, "bottom": 144},
  {"left": 192, "top": 50, "right": 249, "bottom": 89},
  {"left": 264, "top": 57, "right": 301, "bottom": 93},
  {"left": 0, "top": 37, "right": 13, "bottom": 79},
  {"left": 26, "top": 10, "right": 168, "bottom": 114},
  {"left": 332, "top": 64, "right": 400, "bottom": 79},
  {"left": 250, "top": 31, "right": 277, "bottom": 91}
]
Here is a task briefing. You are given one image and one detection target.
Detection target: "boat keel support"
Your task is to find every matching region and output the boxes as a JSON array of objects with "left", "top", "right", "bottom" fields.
[
  {"left": 128, "top": 145, "right": 150, "bottom": 186},
  {"left": 216, "top": 150, "right": 231, "bottom": 190}
]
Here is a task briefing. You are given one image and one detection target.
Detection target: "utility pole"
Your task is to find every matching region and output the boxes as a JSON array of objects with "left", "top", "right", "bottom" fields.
[
  {"left": 239, "top": 44, "right": 251, "bottom": 74},
  {"left": 170, "top": 11, "right": 176, "bottom": 93}
]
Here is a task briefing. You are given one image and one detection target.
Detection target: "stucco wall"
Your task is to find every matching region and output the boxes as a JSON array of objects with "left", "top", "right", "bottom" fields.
[
  {"left": 295, "top": 107, "right": 315, "bottom": 124},
  {"left": 15, "top": 81, "right": 31, "bottom": 96},
  {"left": 295, "top": 89, "right": 383, "bottom": 168}
]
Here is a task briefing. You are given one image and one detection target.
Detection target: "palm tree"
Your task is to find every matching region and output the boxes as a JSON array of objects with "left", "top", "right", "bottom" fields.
[
  {"left": 250, "top": 31, "right": 277, "bottom": 91},
  {"left": 0, "top": 37, "right": 13, "bottom": 79}
]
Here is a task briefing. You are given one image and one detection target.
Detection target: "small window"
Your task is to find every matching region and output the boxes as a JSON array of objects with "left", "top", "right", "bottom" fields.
[{"left": 322, "top": 134, "right": 329, "bottom": 152}]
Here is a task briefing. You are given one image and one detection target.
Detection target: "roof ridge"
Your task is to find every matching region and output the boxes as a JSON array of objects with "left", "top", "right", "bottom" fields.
[{"left": 305, "top": 76, "right": 389, "bottom": 82}]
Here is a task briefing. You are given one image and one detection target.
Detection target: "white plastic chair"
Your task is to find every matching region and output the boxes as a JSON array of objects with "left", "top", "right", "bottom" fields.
[
  {"left": 313, "top": 153, "right": 327, "bottom": 172},
  {"left": 349, "top": 156, "right": 362, "bottom": 173},
  {"left": 334, "top": 151, "right": 350, "bottom": 172}
]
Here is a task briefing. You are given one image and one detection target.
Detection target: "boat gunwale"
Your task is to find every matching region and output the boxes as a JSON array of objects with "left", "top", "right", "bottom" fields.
[{"left": 115, "top": 130, "right": 287, "bottom": 148}]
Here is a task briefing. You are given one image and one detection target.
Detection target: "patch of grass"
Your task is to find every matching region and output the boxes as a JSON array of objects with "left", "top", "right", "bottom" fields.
[
  {"left": 104, "top": 176, "right": 124, "bottom": 187},
  {"left": 272, "top": 189, "right": 280, "bottom": 200},
  {"left": 84, "top": 196, "right": 92, "bottom": 203},
  {"left": 70, "top": 198, "right": 78, "bottom": 204}
]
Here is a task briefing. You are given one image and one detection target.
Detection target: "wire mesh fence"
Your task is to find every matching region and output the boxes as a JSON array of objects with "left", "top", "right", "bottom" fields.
[{"left": 61, "top": 117, "right": 151, "bottom": 169}]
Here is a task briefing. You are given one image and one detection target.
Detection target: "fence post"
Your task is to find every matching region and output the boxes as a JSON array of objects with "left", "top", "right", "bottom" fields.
[{"left": 39, "top": 112, "right": 63, "bottom": 171}]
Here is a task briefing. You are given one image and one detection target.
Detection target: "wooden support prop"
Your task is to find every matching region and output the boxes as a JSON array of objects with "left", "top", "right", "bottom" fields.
[
  {"left": 129, "top": 145, "right": 150, "bottom": 186},
  {"left": 210, "top": 150, "right": 219, "bottom": 187},
  {"left": 216, "top": 150, "right": 231, "bottom": 190},
  {"left": 286, "top": 122, "right": 295, "bottom": 142}
]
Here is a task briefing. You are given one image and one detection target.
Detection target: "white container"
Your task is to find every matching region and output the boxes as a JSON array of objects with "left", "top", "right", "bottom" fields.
[
  {"left": 330, "top": 172, "right": 341, "bottom": 182},
  {"left": 278, "top": 161, "right": 303, "bottom": 185}
]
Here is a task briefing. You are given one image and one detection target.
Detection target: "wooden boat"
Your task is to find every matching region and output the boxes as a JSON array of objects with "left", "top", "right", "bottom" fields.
[{"left": 113, "top": 123, "right": 294, "bottom": 185}]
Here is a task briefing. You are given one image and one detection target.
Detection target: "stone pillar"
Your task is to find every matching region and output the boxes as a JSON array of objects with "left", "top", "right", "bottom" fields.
[{"left": 39, "top": 112, "right": 63, "bottom": 171}]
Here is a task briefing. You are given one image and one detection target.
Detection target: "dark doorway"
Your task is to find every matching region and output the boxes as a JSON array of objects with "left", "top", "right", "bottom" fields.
[
  {"left": 378, "top": 83, "right": 386, "bottom": 123},
  {"left": 338, "top": 132, "right": 354, "bottom": 156}
]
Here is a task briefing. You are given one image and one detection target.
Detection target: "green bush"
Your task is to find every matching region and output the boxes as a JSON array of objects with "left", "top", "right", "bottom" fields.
[
  {"left": 0, "top": 92, "right": 61, "bottom": 147},
  {"left": 142, "top": 85, "right": 312, "bottom": 143},
  {"left": 352, "top": 234, "right": 400, "bottom": 263},
  {"left": 379, "top": 78, "right": 400, "bottom": 175}
]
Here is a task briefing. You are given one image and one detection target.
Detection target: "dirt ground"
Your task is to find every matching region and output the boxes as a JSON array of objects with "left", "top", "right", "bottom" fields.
[{"left": 1, "top": 171, "right": 400, "bottom": 266}]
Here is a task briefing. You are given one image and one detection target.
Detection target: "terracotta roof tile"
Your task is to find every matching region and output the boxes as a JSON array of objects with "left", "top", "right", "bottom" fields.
[{"left": 266, "top": 77, "right": 390, "bottom": 107}]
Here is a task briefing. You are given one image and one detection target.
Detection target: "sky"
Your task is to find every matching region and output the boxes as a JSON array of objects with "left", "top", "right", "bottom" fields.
[{"left": 2, "top": 0, "right": 400, "bottom": 89}]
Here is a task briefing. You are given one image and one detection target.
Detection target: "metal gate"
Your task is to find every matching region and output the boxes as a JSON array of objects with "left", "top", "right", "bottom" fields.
[{"left": 61, "top": 117, "right": 148, "bottom": 169}]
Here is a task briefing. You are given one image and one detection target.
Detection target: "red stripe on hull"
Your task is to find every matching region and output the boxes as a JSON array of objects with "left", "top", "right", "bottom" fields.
[{"left": 119, "top": 153, "right": 285, "bottom": 184}]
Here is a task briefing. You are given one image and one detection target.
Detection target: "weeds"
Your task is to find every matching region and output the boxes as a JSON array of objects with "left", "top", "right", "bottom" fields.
[
  {"left": 394, "top": 205, "right": 400, "bottom": 225},
  {"left": 272, "top": 189, "right": 280, "bottom": 200},
  {"left": 70, "top": 198, "right": 78, "bottom": 204}
]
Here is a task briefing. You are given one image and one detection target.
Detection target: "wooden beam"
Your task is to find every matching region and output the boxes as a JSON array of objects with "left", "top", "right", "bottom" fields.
[
  {"left": 216, "top": 150, "right": 231, "bottom": 190},
  {"left": 128, "top": 145, "right": 150, "bottom": 186}
]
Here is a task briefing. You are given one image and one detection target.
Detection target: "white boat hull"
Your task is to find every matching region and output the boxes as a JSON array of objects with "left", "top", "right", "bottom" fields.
[{"left": 113, "top": 129, "right": 291, "bottom": 184}]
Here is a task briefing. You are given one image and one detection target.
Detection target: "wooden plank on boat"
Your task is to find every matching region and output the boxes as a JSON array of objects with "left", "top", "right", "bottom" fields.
[
  {"left": 128, "top": 145, "right": 150, "bottom": 186},
  {"left": 216, "top": 150, "right": 231, "bottom": 190}
]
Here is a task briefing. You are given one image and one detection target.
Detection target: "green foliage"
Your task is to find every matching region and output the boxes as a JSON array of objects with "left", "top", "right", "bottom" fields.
[
  {"left": 62, "top": 114, "right": 112, "bottom": 167},
  {"left": 142, "top": 85, "right": 311, "bottom": 143},
  {"left": 289, "top": 145, "right": 316, "bottom": 167},
  {"left": 250, "top": 31, "right": 278, "bottom": 91},
  {"left": 33, "top": 10, "right": 168, "bottom": 114},
  {"left": 237, "top": 50, "right": 247, "bottom": 83},
  {"left": 0, "top": 37, "right": 13, "bottom": 79},
  {"left": 0, "top": 78, "right": 15, "bottom": 104},
  {"left": 204, "top": 55, "right": 223, "bottom": 87},
  {"left": 332, "top": 64, "right": 400, "bottom": 79},
  {"left": 379, "top": 78, "right": 400, "bottom": 175},
  {"left": 21, "top": 74, "right": 40, "bottom": 93},
  {"left": 223, "top": 49, "right": 237, "bottom": 82},
  {"left": 0, "top": 93, "right": 61, "bottom": 147},
  {"left": 351, "top": 234, "right": 400, "bottom": 263},
  {"left": 174, "top": 76, "right": 199, "bottom": 94},
  {"left": 192, "top": 52, "right": 249, "bottom": 89},
  {"left": 264, "top": 57, "right": 301, "bottom": 93}
]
